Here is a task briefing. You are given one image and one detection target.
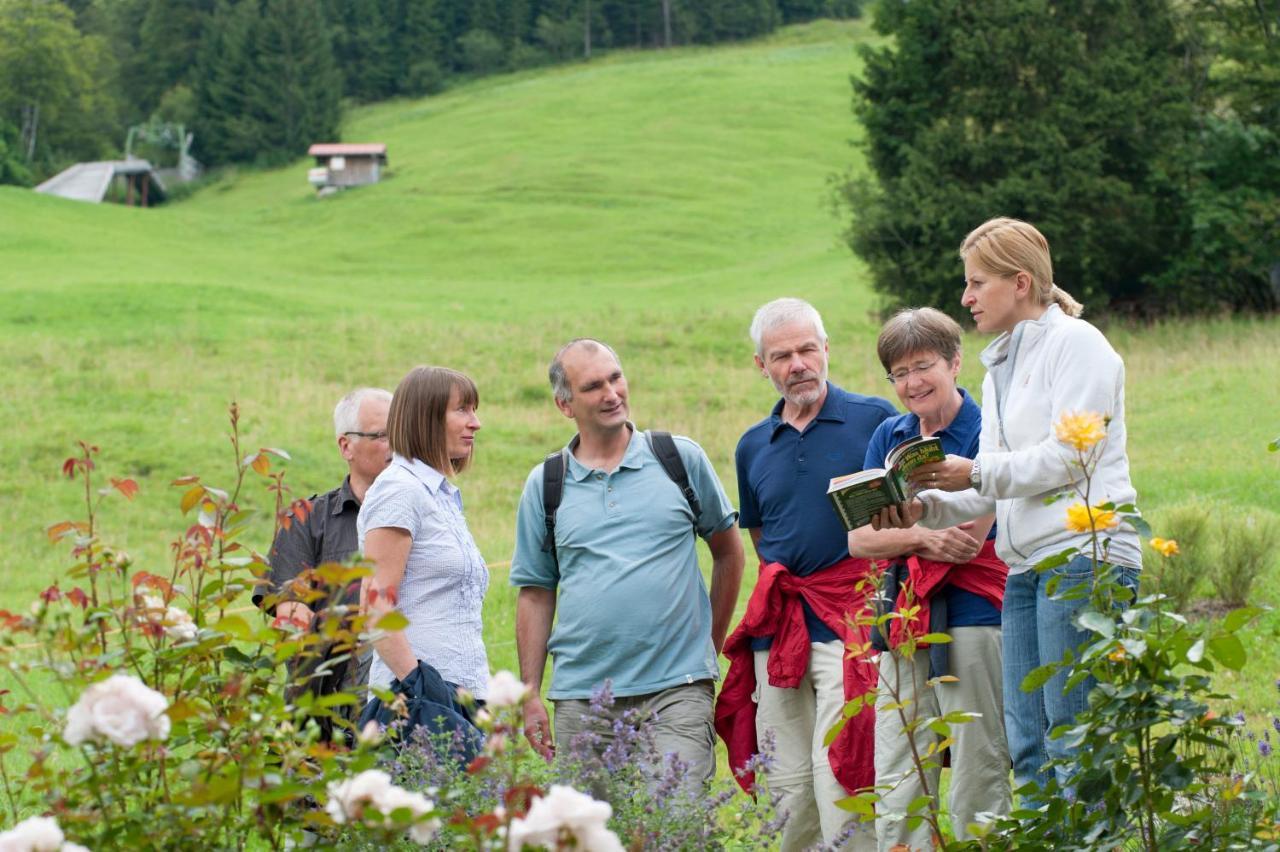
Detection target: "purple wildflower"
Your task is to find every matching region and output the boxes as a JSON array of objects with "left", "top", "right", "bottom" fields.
[
  {"left": 1260, "top": 740, "right": 1273, "bottom": 758},
  {"left": 1272, "top": 717, "right": 1280, "bottom": 736}
]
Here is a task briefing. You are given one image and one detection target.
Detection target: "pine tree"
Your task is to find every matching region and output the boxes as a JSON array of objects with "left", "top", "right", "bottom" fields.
[
  {"left": 245, "top": 0, "right": 341, "bottom": 163},
  {"left": 841, "top": 0, "right": 1196, "bottom": 315},
  {"left": 192, "top": 0, "right": 257, "bottom": 164}
]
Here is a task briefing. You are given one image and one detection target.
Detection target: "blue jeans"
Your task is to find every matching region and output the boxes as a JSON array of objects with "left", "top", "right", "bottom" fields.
[{"left": 1002, "top": 555, "right": 1139, "bottom": 794}]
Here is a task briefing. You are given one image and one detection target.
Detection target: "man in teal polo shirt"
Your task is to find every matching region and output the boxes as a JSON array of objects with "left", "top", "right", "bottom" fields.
[{"left": 510, "top": 338, "right": 744, "bottom": 791}]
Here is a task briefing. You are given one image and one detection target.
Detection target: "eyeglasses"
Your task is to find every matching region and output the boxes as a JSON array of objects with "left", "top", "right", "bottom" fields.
[
  {"left": 343, "top": 431, "right": 388, "bottom": 441},
  {"left": 885, "top": 359, "right": 940, "bottom": 385}
]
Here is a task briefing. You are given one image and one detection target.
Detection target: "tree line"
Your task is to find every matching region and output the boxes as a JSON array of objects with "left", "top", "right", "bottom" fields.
[
  {"left": 841, "top": 0, "right": 1280, "bottom": 315},
  {"left": 0, "top": 0, "right": 860, "bottom": 182}
]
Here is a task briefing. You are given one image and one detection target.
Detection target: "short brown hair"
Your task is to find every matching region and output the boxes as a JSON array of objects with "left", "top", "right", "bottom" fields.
[
  {"left": 387, "top": 366, "right": 479, "bottom": 475},
  {"left": 876, "top": 307, "right": 963, "bottom": 372}
]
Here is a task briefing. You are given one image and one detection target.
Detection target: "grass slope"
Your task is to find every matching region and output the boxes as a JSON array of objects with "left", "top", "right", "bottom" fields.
[{"left": 1, "top": 19, "right": 1278, "bottom": 714}]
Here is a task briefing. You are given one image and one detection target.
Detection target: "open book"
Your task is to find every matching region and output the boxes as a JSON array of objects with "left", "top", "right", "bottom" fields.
[{"left": 827, "top": 435, "right": 946, "bottom": 531}]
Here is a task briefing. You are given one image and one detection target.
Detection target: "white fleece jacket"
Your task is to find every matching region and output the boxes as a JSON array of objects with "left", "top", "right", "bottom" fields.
[{"left": 918, "top": 304, "right": 1142, "bottom": 574}]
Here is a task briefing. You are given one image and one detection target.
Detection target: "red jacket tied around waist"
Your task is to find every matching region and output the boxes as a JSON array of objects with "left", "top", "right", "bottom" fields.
[
  {"left": 888, "top": 539, "right": 1008, "bottom": 650},
  {"left": 714, "top": 556, "right": 878, "bottom": 795}
]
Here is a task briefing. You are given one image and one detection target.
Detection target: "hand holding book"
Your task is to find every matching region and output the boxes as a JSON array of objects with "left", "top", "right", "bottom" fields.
[
  {"left": 827, "top": 436, "right": 946, "bottom": 531},
  {"left": 906, "top": 454, "right": 975, "bottom": 492}
]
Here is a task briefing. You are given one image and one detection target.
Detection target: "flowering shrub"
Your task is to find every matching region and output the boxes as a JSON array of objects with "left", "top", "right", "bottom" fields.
[
  {"left": 0, "top": 410, "right": 786, "bottom": 849},
  {"left": 970, "top": 411, "right": 1276, "bottom": 850}
]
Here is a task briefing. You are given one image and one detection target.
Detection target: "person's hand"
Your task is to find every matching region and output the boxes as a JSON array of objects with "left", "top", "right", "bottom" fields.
[
  {"left": 908, "top": 455, "right": 973, "bottom": 492},
  {"left": 523, "top": 697, "right": 555, "bottom": 761},
  {"left": 869, "top": 499, "right": 923, "bottom": 531},
  {"left": 916, "top": 524, "right": 981, "bottom": 563}
]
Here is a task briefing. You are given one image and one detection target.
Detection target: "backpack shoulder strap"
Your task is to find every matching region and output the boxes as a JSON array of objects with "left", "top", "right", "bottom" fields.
[
  {"left": 541, "top": 450, "right": 566, "bottom": 564},
  {"left": 646, "top": 430, "right": 702, "bottom": 522}
]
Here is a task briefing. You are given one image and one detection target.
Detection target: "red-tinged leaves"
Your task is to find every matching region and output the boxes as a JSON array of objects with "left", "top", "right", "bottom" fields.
[
  {"left": 171, "top": 475, "right": 200, "bottom": 486},
  {"left": 110, "top": 478, "right": 139, "bottom": 500},
  {"left": 180, "top": 486, "right": 204, "bottom": 515},
  {"left": 0, "top": 610, "right": 25, "bottom": 630},
  {"left": 470, "top": 812, "right": 503, "bottom": 834},
  {"left": 504, "top": 783, "right": 542, "bottom": 816},
  {"left": 61, "top": 458, "right": 77, "bottom": 479},
  {"left": 39, "top": 585, "right": 62, "bottom": 604},
  {"left": 45, "top": 520, "right": 86, "bottom": 544},
  {"left": 466, "top": 756, "right": 491, "bottom": 775},
  {"left": 66, "top": 588, "right": 88, "bottom": 610},
  {"left": 131, "top": 573, "right": 172, "bottom": 596},
  {"left": 276, "top": 513, "right": 293, "bottom": 532},
  {"left": 221, "top": 675, "right": 244, "bottom": 698},
  {"left": 244, "top": 453, "right": 270, "bottom": 476},
  {"left": 291, "top": 498, "right": 312, "bottom": 525},
  {"left": 139, "top": 622, "right": 164, "bottom": 639}
]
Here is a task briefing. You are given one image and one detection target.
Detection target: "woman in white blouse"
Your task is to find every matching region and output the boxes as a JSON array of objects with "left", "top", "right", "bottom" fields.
[{"left": 359, "top": 366, "right": 489, "bottom": 702}]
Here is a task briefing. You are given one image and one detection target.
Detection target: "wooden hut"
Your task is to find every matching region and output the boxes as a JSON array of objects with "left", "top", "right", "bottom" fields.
[{"left": 307, "top": 143, "right": 388, "bottom": 193}]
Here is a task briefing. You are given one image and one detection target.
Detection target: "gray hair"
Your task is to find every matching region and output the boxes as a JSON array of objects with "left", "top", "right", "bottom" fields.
[
  {"left": 332, "top": 387, "right": 392, "bottom": 437},
  {"left": 749, "top": 298, "right": 828, "bottom": 357},
  {"left": 548, "top": 338, "right": 622, "bottom": 404}
]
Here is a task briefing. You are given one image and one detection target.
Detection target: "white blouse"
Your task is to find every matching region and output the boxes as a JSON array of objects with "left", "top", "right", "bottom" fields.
[{"left": 358, "top": 455, "right": 490, "bottom": 698}]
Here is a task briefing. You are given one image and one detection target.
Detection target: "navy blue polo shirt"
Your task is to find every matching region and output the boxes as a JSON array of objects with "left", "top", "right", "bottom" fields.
[
  {"left": 862, "top": 387, "right": 1000, "bottom": 627},
  {"left": 737, "top": 382, "right": 897, "bottom": 646}
]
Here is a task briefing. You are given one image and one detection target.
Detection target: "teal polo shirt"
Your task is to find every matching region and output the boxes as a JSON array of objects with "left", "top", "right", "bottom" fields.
[{"left": 510, "top": 427, "right": 738, "bottom": 700}]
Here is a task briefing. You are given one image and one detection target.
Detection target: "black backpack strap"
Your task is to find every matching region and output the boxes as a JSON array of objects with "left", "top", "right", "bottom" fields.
[
  {"left": 646, "top": 430, "right": 702, "bottom": 524},
  {"left": 541, "top": 450, "right": 567, "bottom": 564}
]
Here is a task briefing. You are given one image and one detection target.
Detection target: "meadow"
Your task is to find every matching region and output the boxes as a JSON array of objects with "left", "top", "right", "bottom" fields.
[{"left": 1, "top": 15, "right": 1278, "bottom": 729}]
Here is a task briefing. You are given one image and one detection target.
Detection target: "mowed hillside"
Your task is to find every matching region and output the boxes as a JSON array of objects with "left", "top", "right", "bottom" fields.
[{"left": 1, "top": 16, "right": 1276, "bottom": 645}]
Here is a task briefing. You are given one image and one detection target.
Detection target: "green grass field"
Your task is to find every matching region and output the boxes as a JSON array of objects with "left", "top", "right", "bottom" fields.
[{"left": 2, "top": 18, "right": 1278, "bottom": 723}]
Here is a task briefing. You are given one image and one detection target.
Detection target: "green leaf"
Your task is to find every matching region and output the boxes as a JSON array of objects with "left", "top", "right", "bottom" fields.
[
  {"left": 1186, "top": 638, "right": 1205, "bottom": 663},
  {"left": 1021, "top": 663, "right": 1056, "bottom": 692},
  {"left": 1207, "top": 634, "right": 1246, "bottom": 670},
  {"left": 215, "top": 614, "right": 253, "bottom": 641},
  {"left": 1076, "top": 610, "right": 1115, "bottom": 638},
  {"left": 823, "top": 716, "right": 848, "bottom": 747},
  {"left": 1268, "top": 437, "right": 1278, "bottom": 452},
  {"left": 1222, "top": 606, "right": 1261, "bottom": 634},
  {"left": 917, "top": 632, "right": 952, "bottom": 644},
  {"left": 1034, "top": 548, "right": 1079, "bottom": 572},
  {"left": 834, "top": 794, "right": 876, "bottom": 815},
  {"left": 373, "top": 610, "right": 409, "bottom": 632},
  {"left": 841, "top": 693, "right": 868, "bottom": 718}
]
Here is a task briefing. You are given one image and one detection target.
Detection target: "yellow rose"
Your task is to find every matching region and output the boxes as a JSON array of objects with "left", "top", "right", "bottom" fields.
[
  {"left": 1149, "top": 537, "right": 1180, "bottom": 557},
  {"left": 1055, "top": 411, "right": 1107, "bottom": 452},
  {"left": 1065, "top": 502, "right": 1120, "bottom": 533}
]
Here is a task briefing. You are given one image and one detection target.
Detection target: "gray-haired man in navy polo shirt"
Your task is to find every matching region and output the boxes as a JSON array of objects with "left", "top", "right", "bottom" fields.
[{"left": 733, "top": 299, "right": 894, "bottom": 852}]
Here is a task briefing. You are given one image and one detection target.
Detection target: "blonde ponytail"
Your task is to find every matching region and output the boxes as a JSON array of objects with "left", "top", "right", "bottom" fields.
[{"left": 1050, "top": 284, "right": 1084, "bottom": 317}]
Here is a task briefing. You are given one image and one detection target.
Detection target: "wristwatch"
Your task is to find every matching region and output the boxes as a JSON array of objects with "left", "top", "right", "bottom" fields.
[{"left": 968, "top": 457, "right": 982, "bottom": 491}]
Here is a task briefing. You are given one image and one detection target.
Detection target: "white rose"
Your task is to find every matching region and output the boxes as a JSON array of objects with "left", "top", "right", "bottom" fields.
[
  {"left": 0, "top": 815, "right": 71, "bottom": 852},
  {"left": 325, "top": 769, "right": 394, "bottom": 824},
  {"left": 63, "top": 674, "right": 170, "bottom": 748},
  {"left": 163, "top": 606, "right": 197, "bottom": 642},
  {"left": 485, "top": 671, "right": 529, "bottom": 708},
  {"left": 326, "top": 770, "right": 440, "bottom": 845},
  {"left": 508, "top": 785, "right": 623, "bottom": 852}
]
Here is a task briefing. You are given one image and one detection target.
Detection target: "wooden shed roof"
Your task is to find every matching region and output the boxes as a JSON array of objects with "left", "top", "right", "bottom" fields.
[{"left": 307, "top": 143, "right": 387, "bottom": 158}]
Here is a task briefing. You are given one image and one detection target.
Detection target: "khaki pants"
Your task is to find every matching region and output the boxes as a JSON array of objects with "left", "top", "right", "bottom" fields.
[
  {"left": 553, "top": 680, "right": 716, "bottom": 798},
  {"left": 754, "top": 641, "right": 876, "bottom": 852},
  {"left": 874, "top": 626, "right": 1011, "bottom": 850}
]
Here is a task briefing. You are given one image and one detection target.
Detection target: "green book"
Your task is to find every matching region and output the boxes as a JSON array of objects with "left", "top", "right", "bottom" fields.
[{"left": 827, "top": 436, "right": 947, "bottom": 531}]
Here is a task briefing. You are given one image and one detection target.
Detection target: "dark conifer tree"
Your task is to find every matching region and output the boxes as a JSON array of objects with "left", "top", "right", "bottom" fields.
[
  {"left": 245, "top": 0, "right": 341, "bottom": 162},
  {"left": 840, "top": 0, "right": 1196, "bottom": 315}
]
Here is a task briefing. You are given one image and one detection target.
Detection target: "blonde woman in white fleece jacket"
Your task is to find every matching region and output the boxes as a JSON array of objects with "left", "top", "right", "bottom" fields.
[{"left": 874, "top": 217, "right": 1141, "bottom": 796}]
